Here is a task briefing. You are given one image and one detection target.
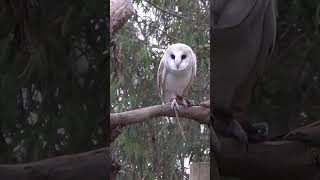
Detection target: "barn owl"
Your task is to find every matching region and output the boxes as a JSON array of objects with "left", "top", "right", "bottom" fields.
[{"left": 157, "top": 43, "right": 197, "bottom": 142}]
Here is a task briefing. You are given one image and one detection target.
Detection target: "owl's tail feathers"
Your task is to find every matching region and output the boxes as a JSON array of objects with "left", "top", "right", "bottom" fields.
[
  {"left": 171, "top": 98, "right": 187, "bottom": 143},
  {"left": 174, "top": 108, "right": 187, "bottom": 143}
]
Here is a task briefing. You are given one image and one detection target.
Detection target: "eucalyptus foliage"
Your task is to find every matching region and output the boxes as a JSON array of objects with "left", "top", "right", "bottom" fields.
[
  {"left": 0, "top": 0, "right": 107, "bottom": 163},
  {"left": 251, "top": 0, "right": 320, "bottom": 135}
]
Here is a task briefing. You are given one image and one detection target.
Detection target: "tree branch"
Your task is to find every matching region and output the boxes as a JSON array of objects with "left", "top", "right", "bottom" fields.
[
  {"left": 217, "top": 137, "right": 320, "bottom": 180},
  {"left": 144, "top": 0, "right": 189, "bottom": 20},
  {"left": 110, "top": 0, "right": 135, "bottom": 36},
  {"left": 0, "top": 115, "right": 316, "bottom": 180},
  {"left": 110, "top": 101, "right": 320, "bottom": 180},
  {"left": 0, "top": 148, "right": 110, "bottom": 180},
  {"left": 110, "top": 104, "right": 210, "bottom": 129},
  {"left": 213, "top": 120, "right": 320, "bottom": 180}
]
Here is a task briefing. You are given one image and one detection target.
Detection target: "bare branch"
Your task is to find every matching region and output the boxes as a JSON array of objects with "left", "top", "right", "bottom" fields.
[
  {"left": 110, "top": 0, "right": 135, "bottom": 36},
  {"left": 218, "top": 137, "right": 320, "bottom": 180},
  {"left": 110, "top": 103, "right": 210, "bottom": 129},
  {"left": 0, "top": 148, "right": 110, "bottom": 180},
  {"left": 284, "top": 120, "right": 320, "bottom": 144},
  {"left": 109, "top": 98, "right": 320, "bottom": 180},
  {"left": 144, "top": 0, "right": 189, "bottom": 20}
]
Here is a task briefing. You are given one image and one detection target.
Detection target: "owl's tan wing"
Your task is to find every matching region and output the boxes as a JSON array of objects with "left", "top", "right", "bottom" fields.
[
  {"left": 157, "top": 58, "right": 166, "bottom": 103},
  {"left": 182, "top": 52, "right": 197, "bottom": 97}
]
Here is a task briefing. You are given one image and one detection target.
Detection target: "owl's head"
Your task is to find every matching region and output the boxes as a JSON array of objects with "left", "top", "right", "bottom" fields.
[{"left": 163, "top": 43, "right": 196, "bottom": 71}]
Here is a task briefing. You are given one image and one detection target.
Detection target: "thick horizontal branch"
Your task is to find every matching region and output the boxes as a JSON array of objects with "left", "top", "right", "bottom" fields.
[
  {"left": 216, "top": 121, "right": 320, "bottom": 180},
  {"left": 110, "top": 104, "right": 210, "bottom": 129},
  {"left": 284, "top": 120, "right": 320, "bottom": 144},
  {"left": 217, "top": 137, "right": 320, "bottom": 180},
  {"left": 110, "top": 100, "right": 320, "bottom": 180},
  {"left": 0, "top": 148, "right": 110, "bottom": 180}
]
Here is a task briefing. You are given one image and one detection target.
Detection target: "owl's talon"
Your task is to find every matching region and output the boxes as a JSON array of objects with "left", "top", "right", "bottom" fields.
[
  {"left": 181, "top": 99, "right": 188, "bottom": 107},
  {"left": 171, "top": 98, "right": 179, "bottom": 111},
  {"left": 186, "top": 99, "right": 194, "bottom": 107}
]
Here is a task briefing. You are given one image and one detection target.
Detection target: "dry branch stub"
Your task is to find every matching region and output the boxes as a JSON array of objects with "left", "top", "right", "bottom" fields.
[{"left": 110, "top": 0, "right": 135, "bottom": 36}]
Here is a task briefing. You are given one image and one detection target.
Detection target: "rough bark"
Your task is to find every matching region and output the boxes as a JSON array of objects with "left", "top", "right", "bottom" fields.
[
  {"left": 217, "top": 121, "right": 320, "bottom": 180},
  {"left": 0, "top": 148, "right": 110, "bottom": 180},
  {"left": 284, "top": 120, "right": 320, "bottom": 145},
  {"left": 218, "top": 138, "right": 320, "bottom": 180},
  {"left": 110, "top": 0, "right": 135, "bottom": 82},
  {"left": 111, "top": 104, "right": 210, "bottom": 129},
  {"left": 110, "top": 0, "right": 134, "bottom": 36}
]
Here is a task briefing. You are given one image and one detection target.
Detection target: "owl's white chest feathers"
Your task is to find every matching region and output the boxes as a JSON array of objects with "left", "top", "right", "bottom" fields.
[{"left": 163, "top": 69, "right": 192, "bottom": 101}]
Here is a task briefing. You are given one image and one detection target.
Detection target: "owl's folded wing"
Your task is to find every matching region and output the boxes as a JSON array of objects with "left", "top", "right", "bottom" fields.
[
  {"left": 157, "top": 59, "right": 166, "bottom": 102},
  {"left": 182, "top": 52, "right": 197, "bottom": 97}
]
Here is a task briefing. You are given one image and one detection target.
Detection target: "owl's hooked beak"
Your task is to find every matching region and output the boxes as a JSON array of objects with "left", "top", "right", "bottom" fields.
[{"left": 175, "top": 59, "right": 182, "bottom": 69}]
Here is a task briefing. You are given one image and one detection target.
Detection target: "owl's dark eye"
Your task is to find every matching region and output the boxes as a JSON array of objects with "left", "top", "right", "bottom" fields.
[
  {"left": 170, "top": 54, "right": 175, "bottom": 59},
  {"left": 181, "top": 55, "right": 186, "bottom": 60}
]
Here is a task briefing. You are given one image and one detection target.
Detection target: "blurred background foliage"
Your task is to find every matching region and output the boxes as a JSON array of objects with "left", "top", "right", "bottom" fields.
[
  {"left": 0, "top": 0, "right": 107, "bottom": 163},
  {"left": 251, "top": 0, "right": 320, "bottom": 137},
  {"left": 110, "top": 0, "right": 209, "bottom": 179}
]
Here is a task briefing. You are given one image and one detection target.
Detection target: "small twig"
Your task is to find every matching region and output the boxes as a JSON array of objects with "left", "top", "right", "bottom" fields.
[
  {"left": 276, "top": 33, "right": 306, "bottom": 61},
  {"left": 136, "top": 13, "right": 179, "bottom": 41},
  {"left": 144, "top": 0, "right": 189, "bottom": 20}
]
